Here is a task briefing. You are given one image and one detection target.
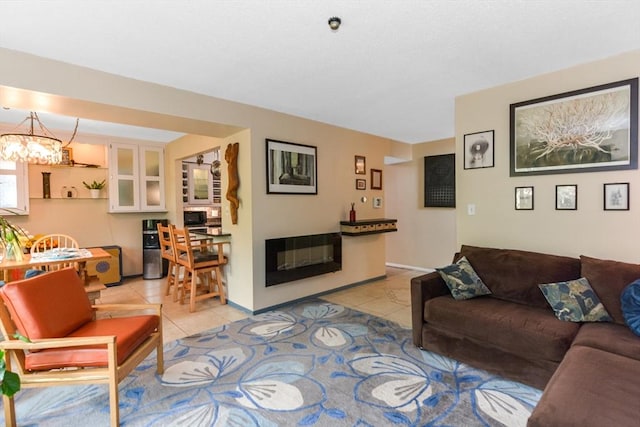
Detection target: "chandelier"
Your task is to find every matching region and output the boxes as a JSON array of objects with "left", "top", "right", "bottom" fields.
[{"left": 0, "top": 112, "right": 78, "bottom": 164}]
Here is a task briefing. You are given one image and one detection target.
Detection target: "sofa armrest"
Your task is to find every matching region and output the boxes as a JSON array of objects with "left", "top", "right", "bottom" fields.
[{"left": 411, "top": 271, "right": 450, "bottom": 347}]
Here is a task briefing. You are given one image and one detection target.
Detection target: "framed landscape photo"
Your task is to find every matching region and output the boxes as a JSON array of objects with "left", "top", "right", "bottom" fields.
[
  {"left": 266, "top": 139, "right": 317, "bottom": 194},
  {"left": 355, "top": 179, "right": 366, "bottom": 190},
  {"left": 510, "top": 78, "right": 638, "bottom": 176},
  {"left": 464, "top": 130, "right": 494, "bottom": 169},
  {"left": 604, "top": 182, "right": 629, "bottom": 210},
  {"left": 556, "top": 185, "right": 577, "bottom": 210},
  {"left": 515, "top": 186, "right": 534, "bottom": 210},
  {"left": 371, "top": 169, "right": 382, "bottom": 190},
  {"left": 355, "top": 155, "right": 366, "bottom": 175}
]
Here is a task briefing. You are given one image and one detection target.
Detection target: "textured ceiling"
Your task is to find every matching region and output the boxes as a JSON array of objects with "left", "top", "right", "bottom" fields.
[{"left": 1, "top": 1, "right": 640, "bottom": 143}]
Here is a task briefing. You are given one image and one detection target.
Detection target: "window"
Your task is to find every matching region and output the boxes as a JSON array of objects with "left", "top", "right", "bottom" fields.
[{"left": 0, "top": 160, "right": 29, "bottom": 214}]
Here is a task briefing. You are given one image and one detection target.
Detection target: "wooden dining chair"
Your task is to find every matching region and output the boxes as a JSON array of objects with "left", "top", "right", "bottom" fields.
[
  {"left": 0, "top": 267, "right": 164, "bottom": 427},
  {"left": 171, "top": 225, "right": 227, "bottom": 312},
  {"left": 157, "top": 223, "right": 182, "bottom": 301},
  {"left": 29, "top": 234, "right": 80, "bottom": 271}
]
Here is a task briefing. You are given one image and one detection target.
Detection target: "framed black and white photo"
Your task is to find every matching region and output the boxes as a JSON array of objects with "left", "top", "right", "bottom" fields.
[
  {"left": 266, "top": 139, "right": 317, "bottom": 194},
  {"left": 356, "top": 179, "right": 366, "bottom": 190},
  {"left": 515, "top": 186, "right": 534, "bottom": 210},
  {"left": 604, "top": 182, "right": 629, "bottom": 210},
  {"left": 464, "top": 130, "right": 495, "bottom": 169},
  {"left": 556, "top": 185, "right": 577, "bottom": 210},
  {"left": 355, "top": 155, "right": 366, "bottom": 175},
  {"left": 511, "top": 78, "right": 638, "bottom": 176}
]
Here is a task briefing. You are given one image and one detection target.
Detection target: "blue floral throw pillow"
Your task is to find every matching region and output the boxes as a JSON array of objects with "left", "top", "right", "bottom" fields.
[
  {"left": 436, "top": 256, "right": 491, "bottom": 300},
  {"left": 621, "top": 279, "right": 640, "bottom": 336},
  {"left": 539, "top": 277, "right": 612, "bottom": 322}
]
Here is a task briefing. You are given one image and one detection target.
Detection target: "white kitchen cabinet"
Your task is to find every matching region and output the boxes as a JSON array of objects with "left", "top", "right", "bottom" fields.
[{"left": 108, "top": 143, "right": 165, "bottom": 212}]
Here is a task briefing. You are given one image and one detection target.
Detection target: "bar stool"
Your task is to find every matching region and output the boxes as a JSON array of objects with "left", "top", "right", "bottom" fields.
[
  {"left": 171, "top": 226, "right": 227, "bottom": 312},
  {"left": 157, "top": 223, "right": 181, "bottom": 301}
]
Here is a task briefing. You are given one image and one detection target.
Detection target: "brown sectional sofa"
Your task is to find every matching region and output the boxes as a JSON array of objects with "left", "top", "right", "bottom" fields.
[{"left": 411, "top": 245, "right": 640, "bottom": 427}]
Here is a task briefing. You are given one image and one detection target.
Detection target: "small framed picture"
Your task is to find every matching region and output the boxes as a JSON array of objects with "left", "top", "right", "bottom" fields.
[
  {"left": 355, "top": 179, "right": 366, "bottom": 190},
  {"left": 556, "top": 185, "right": 577, "bottom": 210},
  {"left": 515, "top": 186, "right": 534, "bottom": 210},
  {"left": 371, "top": 169, "right": 382, "bottom": 190},
  {"left": 355, "top": 155, "right": 366, "bottom": 175},
  {"left": 464, "top": 130, "right": 494, "bottom": 169},
  {"left": 60, "top": 147, "right": 73, "bottom": 166},
  {"left": 604, "top": 183, "right": 629, "bottom": 210}
]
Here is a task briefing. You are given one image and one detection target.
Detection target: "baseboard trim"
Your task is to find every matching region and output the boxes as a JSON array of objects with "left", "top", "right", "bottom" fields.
[{"left": 385, "top": 262, "right": 435, "bottom": 273}]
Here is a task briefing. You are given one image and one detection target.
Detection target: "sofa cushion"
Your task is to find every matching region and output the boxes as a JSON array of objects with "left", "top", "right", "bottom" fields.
[
  {"left": 0, "top": 267, "right": 93, "bottom": 339},
  {"left": 621, "top": 279, "right": 640, "bottom": 336},
  {"left": 580, "top": 255, "right": 640, "bottom": 324},
  {"left": 528, "top": 346, "right": 640, "bottom": 427},
  {"left": 459, "top": 245, "right": 580, "bottom": 309},
  {"left": 539, "top": 277, "right": 612, "bottom": 322},
  {"left": 436, "top": 256, "right": 491, "bottom": 300},
  {"left": 424, "top": 296, "right": 579, "bottom": 362},
  {"left": 572, "top": 322, "right": 640, "bottom": 362},
  {"left": 25, "top": 314, "right": 160, "bottom": 371}
]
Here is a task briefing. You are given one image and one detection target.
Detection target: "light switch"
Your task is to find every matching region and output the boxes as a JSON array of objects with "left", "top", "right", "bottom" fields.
[{"left": 467, "top": 204, "right": 476, "bottom": 215}]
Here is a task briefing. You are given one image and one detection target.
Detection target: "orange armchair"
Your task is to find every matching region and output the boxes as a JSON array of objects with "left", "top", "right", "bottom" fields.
[{"left": 0, "top": 267, "right": 164, "bottom": 426}]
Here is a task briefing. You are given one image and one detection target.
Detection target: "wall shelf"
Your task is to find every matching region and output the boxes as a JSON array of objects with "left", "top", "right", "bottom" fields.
[{"left": 340, "top": 218, "right": 397, "bottom": 236}]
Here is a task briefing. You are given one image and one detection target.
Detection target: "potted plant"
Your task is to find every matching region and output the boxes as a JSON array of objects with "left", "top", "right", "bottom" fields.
[
  {"left": 82, "top": 179, "right": 106, "bottom": 199},
  {"left": 0, "top": 211, "right": 28, "bottom": 261}
]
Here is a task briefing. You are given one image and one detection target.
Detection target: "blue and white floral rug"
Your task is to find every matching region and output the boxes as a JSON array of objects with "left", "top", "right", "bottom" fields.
[{"left": 3, "top": 299, "right": 541, "bottom": 426}]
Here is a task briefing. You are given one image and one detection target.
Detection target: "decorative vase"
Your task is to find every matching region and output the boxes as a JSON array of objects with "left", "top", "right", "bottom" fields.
[
  {"left": 42, "top": 172, "right": 51, "bottom": 199},
  {"left": 349, "top": 203, "right": 356, "bottom": 222},
  {"left": 90, "top": 189, "right": 101, "bottom": 199},
  {"left": 5, "top": 239, "right": 23, "bottom": 262}
]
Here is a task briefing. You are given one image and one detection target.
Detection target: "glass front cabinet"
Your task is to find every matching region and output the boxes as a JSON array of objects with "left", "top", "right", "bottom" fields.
[{"left": 108, "top": 143, "right": 165, "bottom": 212}]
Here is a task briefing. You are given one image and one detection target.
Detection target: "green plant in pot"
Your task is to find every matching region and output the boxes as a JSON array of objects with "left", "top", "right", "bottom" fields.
[
  {"left": 0, "top": 210, "right": 28, "bottom": 262},
  {"left": 82, "top": 179, "right": 106, "bottom": 198}
]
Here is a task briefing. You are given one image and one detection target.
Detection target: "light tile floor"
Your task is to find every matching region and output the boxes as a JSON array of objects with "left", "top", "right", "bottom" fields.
[{"left": 97, "top": 266, "right": 421, "bottom": 343}]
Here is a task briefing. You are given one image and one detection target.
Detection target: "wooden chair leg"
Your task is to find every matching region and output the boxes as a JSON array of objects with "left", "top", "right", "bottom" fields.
[
  {"left": 215, "top": 266, "right": 227, "bottom": 304},
  {"left": 189, "top": 272, "right": 199, "bottom": 313},
  {"left": 164, "top": 261, "right": 175, "bottom": 297},
  {"left": 3, "top": 394, "right": 16, "bottom": 427},
  {"left": 172, "top": 265, "right": 184, "bottom": 302}
]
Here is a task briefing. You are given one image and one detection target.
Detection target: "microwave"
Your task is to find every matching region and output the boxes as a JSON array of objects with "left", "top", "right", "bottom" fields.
[{"left": 183, "top": 210, "right": 207, "bottom": 226}]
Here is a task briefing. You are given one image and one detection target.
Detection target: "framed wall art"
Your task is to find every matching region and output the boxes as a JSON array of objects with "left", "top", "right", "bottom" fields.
[
  {"left": 556, "top": 185, "right": 577, "bottom": 210},
  {"left": 604, "top": 182, "right": 629, "bottom": 211},
  {"left": 356, "top": 178, "right": 366, "bottom": 190},
  {"left": 60, "top": 147, "right": 73, "bottom": 166},
  {"left": 266, "top": 139, "right": 317, "bottom": 194},
  {"left": 510, "top": 78, "right": 638, "bottom": 176},
  {"left": 355, "top": 155, "right": 366, "bottom": 175},
  {"left": 464, "top": 130, "right": 494, "bottom": 169},
  {"left": 515, "top": 186, "right": 534, "bottom": 210},
  {"left": 371, "top": 169, "right": 382, "bottom": 190},
  {"left": 424, "top": 154, "right": 455, "bottom": 208}
]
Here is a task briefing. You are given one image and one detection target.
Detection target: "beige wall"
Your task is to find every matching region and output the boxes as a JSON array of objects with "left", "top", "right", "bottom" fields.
[
  {"left": 456, "top": 50, "right": 640, "bottom": 263},
  {"left": 0, "top": 48, "right": 394, "bottom": 312},
  {"left": 386, "top": 138, "right": 457, "bottom": 269}
]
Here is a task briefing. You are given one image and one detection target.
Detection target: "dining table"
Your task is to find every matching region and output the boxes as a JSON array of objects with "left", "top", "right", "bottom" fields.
[{"left": 0, "top": 247, "right": 113, "bottom": 302}]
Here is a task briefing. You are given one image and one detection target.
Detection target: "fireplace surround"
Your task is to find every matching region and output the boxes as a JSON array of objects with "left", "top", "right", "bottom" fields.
[{"left": 265, "top": 232, "right": 342, "bottom": 286}]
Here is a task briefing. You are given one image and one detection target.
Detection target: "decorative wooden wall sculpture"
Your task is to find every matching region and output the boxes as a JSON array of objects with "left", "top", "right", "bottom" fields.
[{"left": 225, "top": 142, "right": 240, "bottom": 224}]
